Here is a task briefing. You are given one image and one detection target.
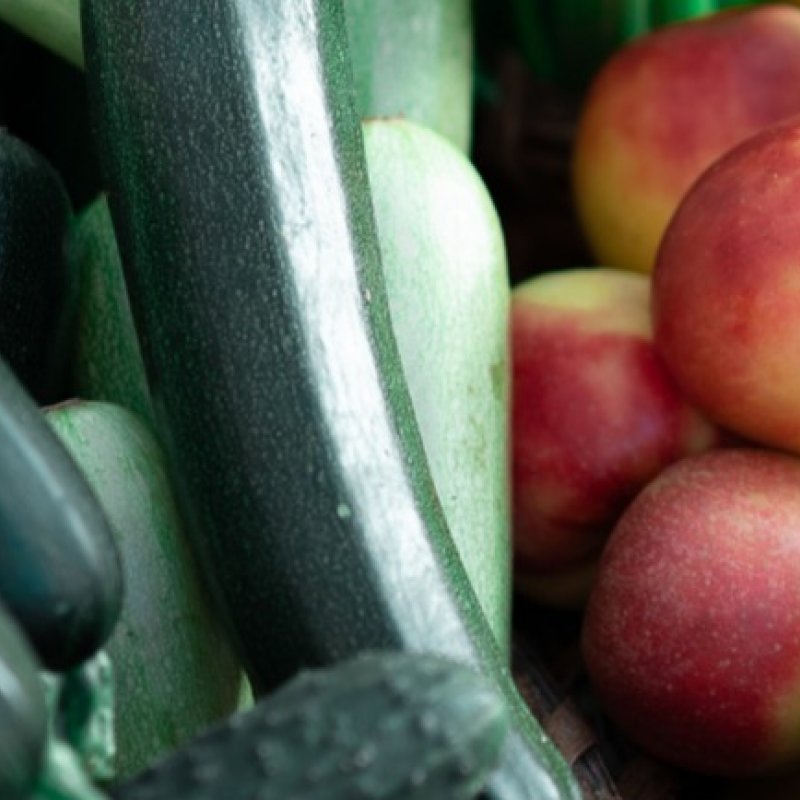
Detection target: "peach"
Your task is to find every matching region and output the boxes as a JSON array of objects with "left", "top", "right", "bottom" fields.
[
  {"left": 582, "top": 448, "right": 800, "bottom": 776},
  {"left": 572, "top": 4, "right": 800, "bottom": 273},
  {"left": 653, "top": 116, "right": 800, "bottom": 455},
  {"left": 511, "top": 268, "right": 721, "bottom": 605}
]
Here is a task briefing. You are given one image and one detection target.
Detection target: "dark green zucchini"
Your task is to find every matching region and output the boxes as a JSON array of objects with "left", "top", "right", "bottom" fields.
[
  {"left": 0, "top": 357, "right": 122, "bottom": 670},
  {"left": 81, "top": 1, "right": 579, "bottom": 798},
  {"left": 67, "top": 196, "right": 155, "bottom": 430},
  {"left": 46, "top": 400, "right": 245, "bottom": 778},
  {"left": 0, "top": 598, "right": 47, "bottom": 800},
  {"left": 0, "top": 131, "right": 75, "bottom": 403},
  {"left": 344, "top": 0, "right": 473, "bottom": 152},
  {"left": 112, "top": 651, "right": 508, "bottom": 800}
]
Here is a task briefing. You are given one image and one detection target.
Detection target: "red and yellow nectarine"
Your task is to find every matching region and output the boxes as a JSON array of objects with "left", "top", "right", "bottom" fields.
[
  {"left": 511, "top": 268, "right": 720, "bottom": 605},
  {"left": 572, "top": 4, "right": 800, "bottom": 273},
  {"left": 583, "top": 448, "right": 800, "bottom": 776},
  {"left": 653, "top": 116, "right": 800, "bottom": 455}
]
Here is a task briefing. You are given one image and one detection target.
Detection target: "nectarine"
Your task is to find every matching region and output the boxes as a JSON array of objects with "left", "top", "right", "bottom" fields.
[
  {"left": 583, "top": 448, "right": 800, "bottom": 775},
  {"left": 511, "top": 268, "right": 720, "bottom": 605},
  {"left": 653, "top": 116, "right": 800, "bottom": 455},
  {"left": 572, "top": 4, "right": 800, "bottom": 273}
]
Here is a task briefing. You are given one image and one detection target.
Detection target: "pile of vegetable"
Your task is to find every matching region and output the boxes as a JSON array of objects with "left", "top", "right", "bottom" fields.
[{"left": 0, "top": 0, "right": 581, "bottom": 799}]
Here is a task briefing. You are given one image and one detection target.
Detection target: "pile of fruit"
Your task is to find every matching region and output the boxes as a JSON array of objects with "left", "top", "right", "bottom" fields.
[
  {"left": 5, "top": 1, "right": 800, "bottom": 799},
  {"left": 505, "top": 0, "right": 800, "bottom": 793}
]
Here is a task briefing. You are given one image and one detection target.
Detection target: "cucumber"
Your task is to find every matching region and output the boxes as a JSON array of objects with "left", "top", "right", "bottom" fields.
[
  {"left": 0, "top": 131, "right": 75, "bottom": 403},
  {"left": 0, "top": 357, "right": 122, "bottom": 670},
  {"left": 363, "top": 118, "right": 511, "bottom": 656},
  {"left": 111, "top": 651, "right": 508, "bottom": 800},
  {"left": 80, "top": 1, "right": 580, "bottom": 798},
  {"left": 344, "top": 0, "right": 473, "bottom": 152},
  {"left": 0, "top": 598, "right": 48, "bottom": 800},
  {"left": 67, "top": 196, "right": 155, "bottom": 430},
  {"left": 45, "top": 400, "right": 244, "bottom": 779}
]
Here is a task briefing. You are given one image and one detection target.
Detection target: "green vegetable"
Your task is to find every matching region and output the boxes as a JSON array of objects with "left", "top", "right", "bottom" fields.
[
  {"left": 112, "top": 651, "right": 508, "bottom": 800},
  {"left": 0, "top": 357, "right": 122, "bottom": 671},
  {"left": 0, "top": 0, "right": 83, "bottom": 68},
  {"left": 344, "top": 0, "right": 473, "bottom": 152},
  {"left": 67, "top": 196, "right": 155, "bottom": 430},
  {"left": 508, "top": 0, "right": 752, "bottom": 91},
  {"left": 46, "top": 401, "right": 245, "bottom": 779},
  {"left": 0, "top": 0, "right": 474, "bottom": 153},
  {"left": 32, "top": 738, "right": 109, "bottom": 800},
  {"left": 650, "top": 0, "right": 723, "bottom": 25},
  {"left": 68, "top": 123, "right": 513, "bottom": 658},
  {"left": 68, "top": 131, "right": 513, "bottom": 654},
  {"left": 0, "top": 599, "right": 47, "bottom": 800},
  {"left": 0, "top": 131, "right": 75, "bottom": 403},
  {"left": 41, "top": 650, "right": 115, "bottom": 783},
  {"left": 363, "top": 117, "right": 511, "bottom": 655},
  {"left": 81, "top": 0, "right": 579, "bottom": 797}
]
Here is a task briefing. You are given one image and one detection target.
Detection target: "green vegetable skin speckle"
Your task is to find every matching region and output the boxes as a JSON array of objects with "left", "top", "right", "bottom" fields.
[{"left": 80, "top": 0, "right": 580, "bottom": 797}]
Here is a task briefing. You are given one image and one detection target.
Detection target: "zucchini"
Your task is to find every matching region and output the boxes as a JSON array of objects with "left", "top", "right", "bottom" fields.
[
  {"left": 0, "top": 598, "right": 48, "bottom": 800},
  {"left": 0, "top": 0, "right": 83, "bottom": 68},
  {"left": 111, "top": 651, "right": 508, "bottom": 800},
  {"left": 363, "top": 117, "right": 511, "bottom": 655},
  {"left": 45, "top": 400, "right": 244, "bottom": 779},
  {"left": 81, "top": 1, "right": 580, "bottom": 798},
  {"left": 68, "top": 127, "right": 512, "bottom": 658},
  {"left": 344, "top": 0, "right": 473, "bottom": 152},
  {"left": 0, "top": 356, "right": 122, "bottom": 671},
  {"left": 0, "top": 131, "right": 75, "bottom": 403},
  {"left": 67, "top": 196, "right": 155, "bottom": 429}
]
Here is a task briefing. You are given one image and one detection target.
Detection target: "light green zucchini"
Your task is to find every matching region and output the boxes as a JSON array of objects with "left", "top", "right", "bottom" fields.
[
  {"left": 363, "top": 117, "right": 511, "bottom": 655},
  {"left": 46, "top": 400, "right": 244, "bottom": 779},
  {"left": 343, "top": 0, "right": 473, "bottom": 152}
]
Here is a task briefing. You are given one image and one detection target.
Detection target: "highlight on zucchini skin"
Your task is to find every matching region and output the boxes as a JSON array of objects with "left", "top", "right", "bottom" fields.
[
  {"left": 0, "top": 356, "right": 123, "bottom": 672},
  {"left": 80, "top": 0, "right": 580, "bottom": 798}
]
